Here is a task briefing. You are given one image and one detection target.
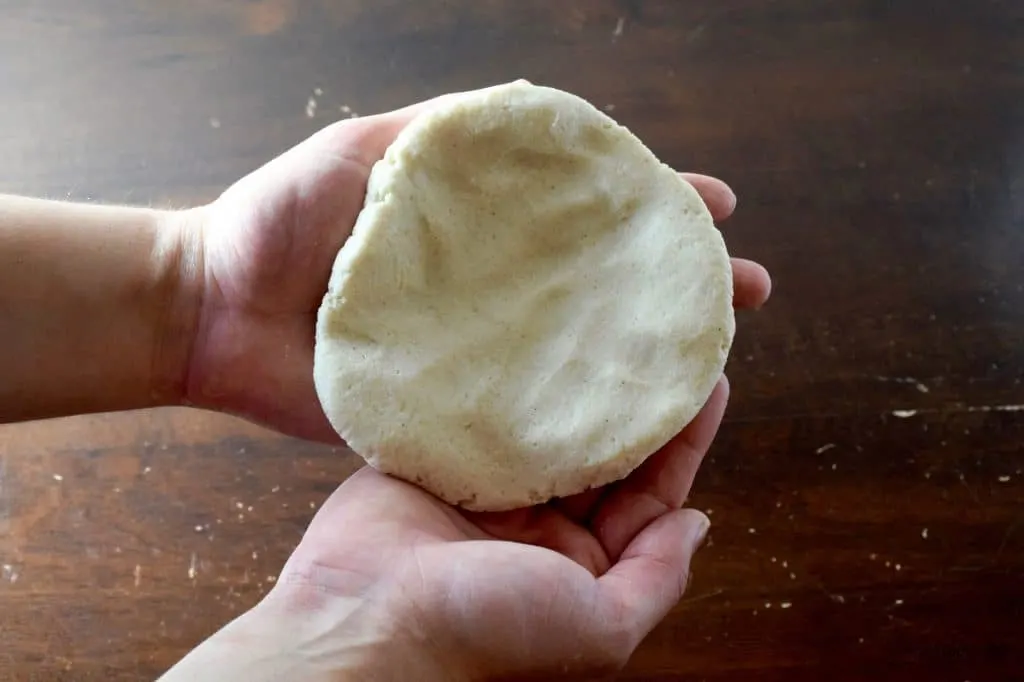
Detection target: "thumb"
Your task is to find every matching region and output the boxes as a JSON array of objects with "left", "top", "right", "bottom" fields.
[
  {"left": 596, "top": 509, "right": 710, "bottom": 648},
  {"left": 339, "top": 79, "right": 534, "bottom": 163}
]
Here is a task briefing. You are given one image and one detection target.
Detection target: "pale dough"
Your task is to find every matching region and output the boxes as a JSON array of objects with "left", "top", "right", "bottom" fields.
[{"left": 314, "top": 82, "right": 734, "bottom": 511}]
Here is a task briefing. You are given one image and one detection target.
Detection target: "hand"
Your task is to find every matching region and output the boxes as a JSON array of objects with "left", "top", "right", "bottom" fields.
[
  {"left": 165, "top": 376, "right": 732, "bottom": 681},
  {"left": 181, "top": 86, "right": 771, "bottom": 441}
]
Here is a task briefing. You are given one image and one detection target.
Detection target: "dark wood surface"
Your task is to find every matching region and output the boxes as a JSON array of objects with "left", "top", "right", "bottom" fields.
[{"left": 1, "top": 1, "right": 1022, "bottom": 679}]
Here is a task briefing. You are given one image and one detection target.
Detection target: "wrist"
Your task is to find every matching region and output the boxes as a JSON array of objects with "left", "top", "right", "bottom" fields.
[
  {"left": 264, "top": 576, "right": 472, "bottom": 682},
  {"left": 0, "top": 197, "right": 207, "bottom": 420},
  {"left": 162, "top": 583, "right": 469, "bottom": 682},
  {"left": 150, "top": 207, "right": 206, "bottom": 407}
]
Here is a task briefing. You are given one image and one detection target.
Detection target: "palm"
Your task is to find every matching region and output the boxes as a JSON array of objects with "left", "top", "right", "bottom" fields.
[
  {"left": 289, "top": 472, "right": 609, "bottom": 670},
  {"left": 287, "top": 474, "right": 616, "bottom": 671},
  {"left": 279, "top": 379, "right": 730, "bottom": 674},
  {"left": 188, "top": 122, "right": 378, "bottom": 440}
]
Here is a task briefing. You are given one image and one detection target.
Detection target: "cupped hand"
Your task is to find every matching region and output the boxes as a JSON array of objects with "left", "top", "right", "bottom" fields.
[
  {"left": 182, "top": 86, "right": 771, "bottom": 441},
  {"left": 265, "top": 376, "right": 730, "bottom": 680}
]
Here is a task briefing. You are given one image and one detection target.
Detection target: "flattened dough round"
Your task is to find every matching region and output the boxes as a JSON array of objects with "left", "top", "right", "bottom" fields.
[{"left": 314, "top": 82, "right": 734, "bottom": 511}]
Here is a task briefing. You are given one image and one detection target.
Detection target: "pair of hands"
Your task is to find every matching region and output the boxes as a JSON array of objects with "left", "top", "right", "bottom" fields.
[{"left": 172, "top": 88, "right": 771, "bottom": 679}]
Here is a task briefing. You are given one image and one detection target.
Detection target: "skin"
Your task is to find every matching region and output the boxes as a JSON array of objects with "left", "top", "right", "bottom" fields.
[{"left": 0, "top": 83, "right": 771, "bottom": 680}]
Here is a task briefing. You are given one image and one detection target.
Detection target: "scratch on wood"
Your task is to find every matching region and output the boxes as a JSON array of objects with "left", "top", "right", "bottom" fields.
[
  {"left": 680, "top": 588, "right": 725, "bottom": 605},
  {"left": 612, "top": 17, "right": 625, "bottom": 42},
  {"left": 957, "top": 472, "right": 980, "bottom": 505},
  {"left": 994, "top": 516, "right": 1022, "bottom": 566}
]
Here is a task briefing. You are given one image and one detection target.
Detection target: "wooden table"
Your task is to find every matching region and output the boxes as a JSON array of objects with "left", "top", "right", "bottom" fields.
[{"left": 1, "top": 1, "right": 1021, "bottom": 679}]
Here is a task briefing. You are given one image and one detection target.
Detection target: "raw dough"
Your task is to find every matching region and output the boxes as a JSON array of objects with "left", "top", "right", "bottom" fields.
[{"left": 314, "top": 82, "right": 734, "bottom": 511}]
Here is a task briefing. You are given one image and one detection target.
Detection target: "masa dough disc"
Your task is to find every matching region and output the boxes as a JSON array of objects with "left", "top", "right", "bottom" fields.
[{"left": 314, "top": 82, "right": 734, "bottom": 511}]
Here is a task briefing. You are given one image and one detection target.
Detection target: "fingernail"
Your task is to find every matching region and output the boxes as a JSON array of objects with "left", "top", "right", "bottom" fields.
[{"left": 689, "top": 514, "right": 711, "bottom": 553}]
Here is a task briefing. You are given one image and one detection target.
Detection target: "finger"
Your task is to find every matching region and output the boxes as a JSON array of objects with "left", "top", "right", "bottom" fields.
[
  {"left": 466, "top": 505, "right": 611, "bottom": 577},
  {"left": 590, "top": 376, "right": 729, "bottom": 561},
  {"left": 597, "top": 509, "right": 710, "bottom": 650},
  {"left": 680, "top": 173, "right": 737, "bottom": 222},
  {"left": 559, "top": 377, "right": 731, "bottom": 531},
  {"left": 732, "top": 257, "right": 772, "bottom": 310}
]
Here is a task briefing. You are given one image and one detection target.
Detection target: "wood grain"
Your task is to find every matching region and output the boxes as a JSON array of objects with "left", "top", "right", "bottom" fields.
[{"left": 1, "top": 0, "right": 1022, "bottom": 679}]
